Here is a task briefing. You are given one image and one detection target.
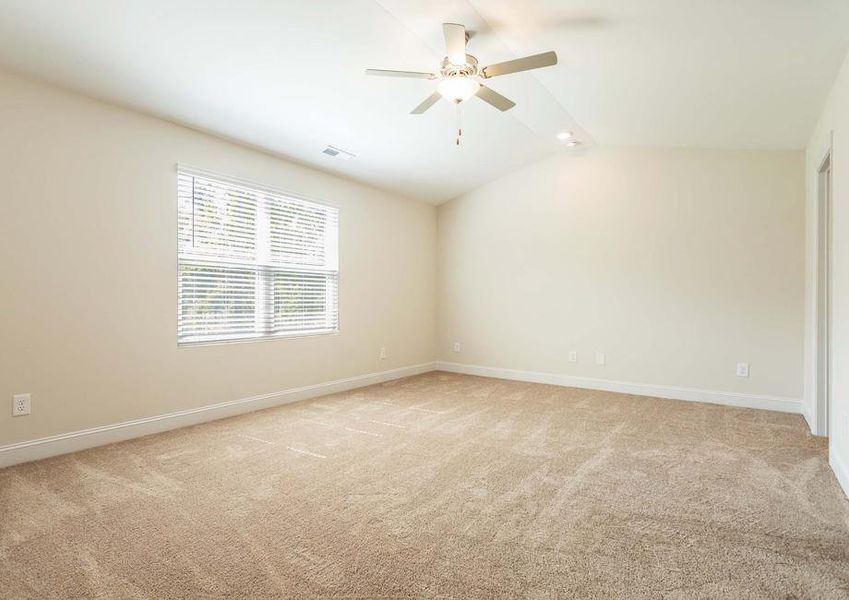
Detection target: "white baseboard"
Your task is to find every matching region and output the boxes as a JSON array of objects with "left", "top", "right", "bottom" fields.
[
  {"left": 801, "top": 401, "right": 816, "bottom": 435},
  {"left": 436, "top": 361, "right": 801, "bottom": 414},
  {"left": 0, "top": 362, "right": 436, "bottom": 469},
  {"left": 830, "top": 449, "right": 849, "bottom": 501},
  {"left": 0, "top": 361, "right": 807, "bottom": 470},
  {"left": 801, "top": 403, "right": 810, "bottom": 429}
]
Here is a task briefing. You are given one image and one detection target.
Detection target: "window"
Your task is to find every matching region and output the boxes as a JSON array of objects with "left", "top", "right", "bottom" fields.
[{"left": 177, "top": 168, "right": 339, "bottom": 344}]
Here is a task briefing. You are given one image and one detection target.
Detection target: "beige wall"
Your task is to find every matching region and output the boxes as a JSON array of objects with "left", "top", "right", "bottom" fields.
[
  {"left": 805, "top": 50, "right": 849, "bottom": 491},
  {"left": 437, "top": 148, "right": 805, "bottom": 399},
  {"left": 0, "top": 69, "right": 436, "bottom": 446}
]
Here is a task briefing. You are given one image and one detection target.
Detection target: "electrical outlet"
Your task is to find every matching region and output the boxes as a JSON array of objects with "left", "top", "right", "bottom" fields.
[
  {"left": 379, "top": 346, "right": 387, "bottom": 360},
  {"left": 453, "top": 342, "right": 461, "bottom": 353},
  {"left": 12, "top": 394, "right": 31, "bottom": 417},
  {"left": 595, "top": 352, "right": 605, "bottom": 365},
  {"left": 736, "top": 362, "right": 749, "bottom": 378},
  {"left": 568, "top": 351, "right": 578, "bottom": 363}
]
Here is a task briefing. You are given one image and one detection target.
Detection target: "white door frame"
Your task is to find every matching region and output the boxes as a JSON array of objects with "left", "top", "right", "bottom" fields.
[{"left": 816, "top": 149, "right": 833, "bottom": 437}]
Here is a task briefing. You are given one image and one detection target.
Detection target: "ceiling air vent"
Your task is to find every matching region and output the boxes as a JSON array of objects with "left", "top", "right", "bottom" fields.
[{"left": 322, "top": 145, "right": 355, "bottom": 160}]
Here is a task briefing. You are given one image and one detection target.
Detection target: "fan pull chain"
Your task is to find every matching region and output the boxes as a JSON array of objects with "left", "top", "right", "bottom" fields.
[{"left": 456, "top": 105, "right": 463, "bottom": 146}]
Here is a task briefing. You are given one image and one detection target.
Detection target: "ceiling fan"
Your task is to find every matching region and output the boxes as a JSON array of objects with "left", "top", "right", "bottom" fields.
[{"left": 366, "top": 23, "right": 557, "bottom": 115}]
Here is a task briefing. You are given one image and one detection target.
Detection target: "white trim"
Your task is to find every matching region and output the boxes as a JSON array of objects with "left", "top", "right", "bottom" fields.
[
  {"left": 830, "top": 449, "right": 849, "bottom": 500},
  {"left": 436, "top": 362, "right": 801, "bottom": 414},
  {"left": 811, "top": 144, "right": 834, "bottom": 437},
  {"left": 0, "top": 362, "right": 436, "bottom": 469},
  {"left": 802, "top": 402, "right": 815, "bottom": 433},
  {"left": 1, "top": 361, "right": 810, "bottom": 470}
]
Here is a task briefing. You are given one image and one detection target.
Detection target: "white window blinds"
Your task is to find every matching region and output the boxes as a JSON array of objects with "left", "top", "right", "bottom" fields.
[{"left": 177, "top": 169, "right": 339, "bottom": 344}]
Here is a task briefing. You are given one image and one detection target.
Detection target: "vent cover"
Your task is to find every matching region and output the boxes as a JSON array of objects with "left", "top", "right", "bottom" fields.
[{"left": 322, "top": 145, "right": 355, "bottom": 160}]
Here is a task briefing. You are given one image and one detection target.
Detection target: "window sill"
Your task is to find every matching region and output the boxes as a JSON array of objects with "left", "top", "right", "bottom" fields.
[{"left": 177, "top": 328, "right": 339, "bottom": 348}]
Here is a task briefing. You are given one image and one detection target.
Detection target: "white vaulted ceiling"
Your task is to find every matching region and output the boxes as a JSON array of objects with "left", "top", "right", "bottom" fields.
[{"left": 0, "top": 1, "right": 847, "bottom": 203}]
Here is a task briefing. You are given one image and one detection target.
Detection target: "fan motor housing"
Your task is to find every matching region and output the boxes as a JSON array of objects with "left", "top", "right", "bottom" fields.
[{"left": 440, "top": 55, "right": 479, "bottom": 78}]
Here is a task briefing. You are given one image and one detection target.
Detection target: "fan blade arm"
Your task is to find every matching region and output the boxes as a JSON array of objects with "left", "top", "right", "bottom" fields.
[
  {"left": 481, "top": 51, "right": 557, "bottom": 78},
  {"left": 365, "top": 69, "right": 436, "bottom": 79},
  {"left": 475, "top": 85, "right": 516, "bottom": 112},
  {"left": 411, "top": 91, "right": 442, "bottom": 114},
  {"left": 442, "top": 23, "right": 467, "bottom": 66}
]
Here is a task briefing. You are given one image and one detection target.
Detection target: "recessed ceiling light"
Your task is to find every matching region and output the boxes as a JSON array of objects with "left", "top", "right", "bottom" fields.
[{"left": 557, "top": 131, "right": 573, "bottom": 140}]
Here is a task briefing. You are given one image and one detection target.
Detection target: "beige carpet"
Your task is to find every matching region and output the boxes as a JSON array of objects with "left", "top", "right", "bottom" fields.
[{"left": 2, "top": 372, "right": 848, "bottom": 599}]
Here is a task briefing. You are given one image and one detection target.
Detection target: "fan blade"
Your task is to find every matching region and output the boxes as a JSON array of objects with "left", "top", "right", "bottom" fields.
[
  {"left": 476, "top": 85, "right": 516, "bottom": 112},
  {"left": 481, "top": 51, "right": 557, "bottom": 78},
  {"left": 411, "top": 92, "right": 442, "bottom": 114},
  {"left": 443, "top": 23, "right": 467, "bottom": 65},
  {"left": 366, "top": 69, "right": 435, "bottom": 79}
]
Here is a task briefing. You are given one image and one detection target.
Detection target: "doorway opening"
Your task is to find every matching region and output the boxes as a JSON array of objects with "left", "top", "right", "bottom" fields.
[{"left": 816, "top": 150, "right": 833, "bottom": 437}]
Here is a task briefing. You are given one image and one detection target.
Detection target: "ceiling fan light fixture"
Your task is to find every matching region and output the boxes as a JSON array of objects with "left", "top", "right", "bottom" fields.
[
  {"left": 437, "top": 76, "right": 480, "bottom": 104},
  {"left": 366, "top": 23, "right": 557, "bottom": 120},
  {"left": 557, "top": 131, "right": 573, "bottom": 140}
]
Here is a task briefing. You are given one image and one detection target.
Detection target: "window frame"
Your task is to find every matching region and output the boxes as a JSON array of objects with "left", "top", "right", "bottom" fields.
[{"left": 175, "top": 164, "right": 341, "bottom": 347}]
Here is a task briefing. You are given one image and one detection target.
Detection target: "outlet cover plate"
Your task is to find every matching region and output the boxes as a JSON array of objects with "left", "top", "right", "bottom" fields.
[{"left": 13, "top": 394, "right": 31, "bottom": 417}]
